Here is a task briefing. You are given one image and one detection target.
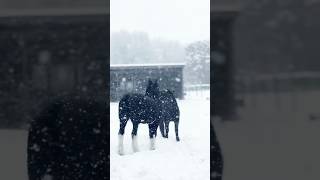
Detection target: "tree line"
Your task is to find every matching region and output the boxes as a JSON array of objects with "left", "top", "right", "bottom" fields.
[{"left": 111, "top": 31, "right": 209, "bottom": 85}]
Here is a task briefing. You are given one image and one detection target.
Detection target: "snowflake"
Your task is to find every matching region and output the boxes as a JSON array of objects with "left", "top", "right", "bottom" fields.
[{"left": 30, "top": 144, "right": 40, "bottom": 152}]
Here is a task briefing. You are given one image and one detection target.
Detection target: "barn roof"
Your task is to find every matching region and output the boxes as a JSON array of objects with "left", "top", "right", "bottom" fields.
[{"left": 110, "top": 63, "right": 185, "bottom": 70}]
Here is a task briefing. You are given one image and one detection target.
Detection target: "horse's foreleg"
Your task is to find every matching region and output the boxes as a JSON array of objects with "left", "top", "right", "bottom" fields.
[
  {"left": 148, "top": 124, "right": 157, "bottom": 150},
  {"left": 131, "top": 122, "right": 139, "bottom": 152},
  {"left": 118, "top": 134, "right": 124, "bottom": 155},
  {"left": 118, "top": 117, "right": 128, "bottom": 155}
]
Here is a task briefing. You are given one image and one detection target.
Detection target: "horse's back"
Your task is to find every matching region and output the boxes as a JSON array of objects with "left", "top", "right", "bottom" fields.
[
  {"left": 119, "top": 93, "right": 161, "bottom": 123},
  {"left": 159, "top": 90, "right": 180, "bottom": 121}
]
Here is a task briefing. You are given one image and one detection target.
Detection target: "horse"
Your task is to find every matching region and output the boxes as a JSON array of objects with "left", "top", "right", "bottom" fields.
[
  {"left": 118, "top": 79, "right": 161, "bottom": 155},
  {"left": 27, "top": 95, "right": 108, "bottom": 180},
  {"left": 158, "top": 89, "right": 180, "bottom": 141}
]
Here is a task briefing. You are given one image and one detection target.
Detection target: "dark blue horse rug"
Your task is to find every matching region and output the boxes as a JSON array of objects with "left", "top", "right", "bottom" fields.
[{"left": 118, "top": 79, "right": 162, "bottom": 155}]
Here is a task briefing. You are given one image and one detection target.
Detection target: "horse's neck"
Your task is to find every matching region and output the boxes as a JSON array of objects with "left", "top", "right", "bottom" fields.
[
  {"left": 146, "top": 90, "right": 159, "bottom": 98},
  {"left": 146, "top": 93, "right": 158, "bottom": 100}
]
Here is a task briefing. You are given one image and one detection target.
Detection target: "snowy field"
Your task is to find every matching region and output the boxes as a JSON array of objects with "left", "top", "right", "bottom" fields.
[
  {"left": 110, "top": 91, "right": 210, "bottom": 180},
  {"left": 1, "top": 90, "right": 320, "bottom": 180}
]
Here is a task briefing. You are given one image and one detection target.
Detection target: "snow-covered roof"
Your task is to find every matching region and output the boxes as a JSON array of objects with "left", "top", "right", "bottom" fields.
[{"left": 110, "top": 63, "right": 185, "bottom": 70}]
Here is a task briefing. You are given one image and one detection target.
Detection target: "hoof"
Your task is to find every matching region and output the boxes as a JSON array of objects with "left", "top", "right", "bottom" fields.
[
  {"left": 176, "top": 137, "right": 180, "bottom": 141},
  {"left": 132, "top": 148, "right": 139, "bottom": 153},
  {"left": 132, "top": 135, "right": 139, "bottom": 153},
  {"left": 150, "top": 138, "right": 156, "bottom": 150},
  {"left": 118, "top": 146, "right": 124, "bottom": 155},
  {"left": 118, "top": 150, "right": 124, "bottom": 156}
]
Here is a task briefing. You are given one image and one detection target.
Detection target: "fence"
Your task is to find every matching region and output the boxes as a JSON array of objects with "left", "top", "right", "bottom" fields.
[{"left": 184, "top": 84, "right": 210, "bottom": 99}]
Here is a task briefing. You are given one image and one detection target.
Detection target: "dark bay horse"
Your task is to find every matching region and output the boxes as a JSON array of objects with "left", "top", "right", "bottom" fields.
[
  {"left": 158, "top": 89, "right": 180, "bottom": 141},
  {"left": 118, "top": 80, "right": 161, "bottom": 155}
]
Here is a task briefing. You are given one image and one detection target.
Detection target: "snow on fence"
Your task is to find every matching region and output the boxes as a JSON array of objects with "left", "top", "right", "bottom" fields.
[
  {"left": 185, "top": 84, "right": 210, "bottom": 91},
  {"left": 184, "top": 84, "right": 210, "bottom": 100}
]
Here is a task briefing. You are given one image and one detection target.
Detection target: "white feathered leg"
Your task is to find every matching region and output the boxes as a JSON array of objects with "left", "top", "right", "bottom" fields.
[
  {"left": 132, "top": 135, "right": 139, "bottom": 152},
  {"left": 118, "top": 134, "right": 124, "bottom": 155},
  {"left": 150, "top": 136, "right": 156, "bottom": 150}
]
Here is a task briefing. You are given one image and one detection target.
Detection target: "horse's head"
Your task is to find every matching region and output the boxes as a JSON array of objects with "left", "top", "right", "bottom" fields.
[{"left": 146, "top": 79, "right": 160, "bottom": 99}]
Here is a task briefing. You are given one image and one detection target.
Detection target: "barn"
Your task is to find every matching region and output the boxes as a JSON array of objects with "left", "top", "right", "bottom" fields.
[
  {"left": 0, "top": 2, "right": 109, "bottom": 128},
  {"left": 110, "top": 63, "right": 184, "bottom": 102}
]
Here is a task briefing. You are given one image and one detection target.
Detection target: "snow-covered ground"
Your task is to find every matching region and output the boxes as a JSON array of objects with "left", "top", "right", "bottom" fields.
[
  {"left": 1, "top": 90, "right": 320, "bottom": 180},
  {"left": 110, "top": 90, "right": 210, "bottom": 180}
]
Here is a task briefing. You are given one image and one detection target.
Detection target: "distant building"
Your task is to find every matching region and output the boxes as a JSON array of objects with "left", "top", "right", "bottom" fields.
[
  {"left": 110, "top": 64, "right": 184, "bottom": 102},
  {"left": 0, "top": 2, "right": 109, "bottom": 128}
]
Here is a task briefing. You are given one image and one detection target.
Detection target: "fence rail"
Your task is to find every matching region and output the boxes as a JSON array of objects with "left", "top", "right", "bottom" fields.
[{"left": 184, "top": 84, "right": 210, "bottom": 91}]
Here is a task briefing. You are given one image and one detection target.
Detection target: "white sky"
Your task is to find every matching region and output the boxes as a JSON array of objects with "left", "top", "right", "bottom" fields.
[{"left": 110, "top": 0, "right": 210, "bottom": 44}]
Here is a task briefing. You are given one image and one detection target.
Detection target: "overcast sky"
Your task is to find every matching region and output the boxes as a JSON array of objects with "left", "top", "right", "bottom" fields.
[{"left": 110, "top": 0, "right": 210, "bottom": 44}]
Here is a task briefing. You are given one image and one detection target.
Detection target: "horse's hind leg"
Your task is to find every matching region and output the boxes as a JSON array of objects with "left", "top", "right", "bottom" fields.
[
  {"left": 159, "top": 120, "right": 165, "bottom": 137},
  {"left": 164, "top": 121, "right": 169, "bottom": 138},
  {"left": 131, "top": 122, "right": 139, "bottom": 152},
  {"left": 118, "top": 117, "right": 128, "bottom": 155},
  {"left": 174, "top": 121, "right": 180, "bottom": 141}
]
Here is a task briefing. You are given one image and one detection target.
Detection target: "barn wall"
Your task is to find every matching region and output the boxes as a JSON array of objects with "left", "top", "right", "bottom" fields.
[{"left": 110, "top": 66, "right": 184, "bottom": 102}]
